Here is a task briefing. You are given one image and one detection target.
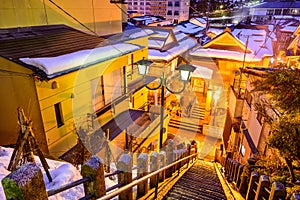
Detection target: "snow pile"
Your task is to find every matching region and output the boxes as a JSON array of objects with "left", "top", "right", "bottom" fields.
[{"left": 0, "top": 147, "right": 118, "bottom": 200}]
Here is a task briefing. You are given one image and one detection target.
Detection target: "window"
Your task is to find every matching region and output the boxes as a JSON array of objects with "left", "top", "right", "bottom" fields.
[
  {"left": 103, "top": 69, "right": 123, "bottom": 104},
  {"left": 168, "top": 1, "right": 172, "bottom": 6},
  {"left": 91, "top": 76, "right": 105, "bottom": 112},
  {"left": 283, "top": 9, "right": 290, "bottom": 15},
  {"left": 257, "top": 112, "right": 263, "bottom": 125},
  {"left": 174, "top": 10, "right": 179, "bottom": 15},
  {"left": 266, "top": 9, "right": 274, "bottom": 15},
  {"left": 167, "top": 10, "right": 172, "bottom": 15},
  {"left": 174, "top": 1, "right": 180, "bottom": 7},
  {"left": 54, "top": 103, "right": 64, "bottom": 127},
  {"left": 245, "top": 89, "right": 252, "bottom": 107},
  {"left": 275, "top": 9, "right": 282, "bottom": 15}
]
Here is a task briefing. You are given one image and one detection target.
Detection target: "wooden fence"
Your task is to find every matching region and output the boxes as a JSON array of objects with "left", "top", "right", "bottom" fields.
[
  {"left": 215, "top": 149, "right": 300, "bottom": 200},
  {"left": 1, "top": 139, "right": 197, "bottom": 200}
]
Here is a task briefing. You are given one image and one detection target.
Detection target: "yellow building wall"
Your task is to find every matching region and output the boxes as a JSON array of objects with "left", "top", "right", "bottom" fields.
[
  {"left": 36, "top": 48, "right": 148, "bottom": 157},
  {"left": 0, "top": 57, "right": 48, "bottom": 153},
  {"left": 0, "top": 0, "right": 124, "bottom": 36}
]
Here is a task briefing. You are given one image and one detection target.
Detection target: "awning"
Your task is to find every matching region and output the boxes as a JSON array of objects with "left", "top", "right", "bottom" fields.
[{"left": 101, "top": 109, "right": 146, "bottom": 140}]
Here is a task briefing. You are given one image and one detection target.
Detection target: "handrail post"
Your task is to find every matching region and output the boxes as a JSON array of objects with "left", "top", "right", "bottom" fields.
[
  {"left": 254, "top": 175, "right": 270, "bottom": 200},
  {"left": 2, "top": 163, "right": 48, "bottom": 200},
  {"left": 268, "top": 182, "right": 286, "bottom": 200},
  {"left": 150, "top": 152, "right": 159, "bottom": 189},
  {"left": 236, "top": 164, "right": 244, "bottom": 189},
  {"left": 159, "top": 151, "right": 166, "bottom": 182},
  {"left": 117, "top": 153, "right": 133, "bottom": 200},
  {"left": 137, "top": 153, "right": 148, "bottom": 198},
  {"left": 166, "top": 139, "right": 175, "bottom": 178},
  {"left": 246, "top": 171, "right": 259, "bottom": 200},
  {"left": 81, "top": 155, "right": 106, "bottom": 199}
]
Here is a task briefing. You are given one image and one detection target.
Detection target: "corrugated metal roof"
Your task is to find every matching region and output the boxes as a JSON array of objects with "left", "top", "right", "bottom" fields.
[{"left": 0, "top": 24, "right": 105, "bottom": 60}]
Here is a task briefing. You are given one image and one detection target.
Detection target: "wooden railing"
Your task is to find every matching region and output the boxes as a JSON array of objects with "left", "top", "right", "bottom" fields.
[
  {"left": 215, "top": 150, "right": 292, "bottom": 200},
  {"left": 2, "top": 140, "right": 198, "bottom": 200}
]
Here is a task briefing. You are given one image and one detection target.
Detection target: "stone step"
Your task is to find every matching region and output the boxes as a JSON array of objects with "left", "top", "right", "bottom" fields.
[
  {"left": 165, "top": 160, "right": 226, "bottom": 200},
  {"left": 168, "top": 118, "right": 203, "bottom": 134}
]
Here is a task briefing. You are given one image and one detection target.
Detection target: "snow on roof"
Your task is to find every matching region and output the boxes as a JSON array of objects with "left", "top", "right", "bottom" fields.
[
  {"left": 148, "top": 37, "right": 198, "bottom": 62},
  {"left": 190, "top": 48, "right": 261, "bottom": 62},
  {"left": 232, "top": 28, "right": 273, "bottom": 59},
  {"left": 153, "top": 30, "right": 170, "bottom": 38},
  {"left": 190, "top": 18, "right": 207, "bottom": 27},
  {"left": 206, "top": 28, "right": 224, "bottom": 36},
  {"left": 175, "top": 32, "right": 188, "bottom": 41},
  {"left": 148, "top": 39, "right": 164, "bottom": 49},
  {"left": 174, "top": 24, "right": 204, "bottom": 35},
  {"left": 280, "top": 25, "right": 298, "bottom": 33},
  {"left": 191, "top": 65, "right": 213, "bottom": 80},
  {"left": 20, "top": 43, "right": 143, "bottom": 78},
  {"left": 129, "top": 29, "right": 154, "bottom": 39}
]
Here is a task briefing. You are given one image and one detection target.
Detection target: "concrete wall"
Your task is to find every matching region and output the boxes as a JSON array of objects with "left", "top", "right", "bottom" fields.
[
  {"left": 0, "top": 0, "right": 124, "bottom": 36},
  {"left": 0, "top": 57, "right": 48, "bottom": 153}
]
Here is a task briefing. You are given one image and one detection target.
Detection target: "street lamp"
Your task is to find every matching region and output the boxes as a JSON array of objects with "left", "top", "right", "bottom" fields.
[{"left": 136, "top": 58, "right": 196, "bottom": 150}]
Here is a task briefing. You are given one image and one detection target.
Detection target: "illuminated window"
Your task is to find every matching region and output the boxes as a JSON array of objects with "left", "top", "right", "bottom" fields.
[{"left": 240, "top": 145, "right": 245, "bottom": 157}]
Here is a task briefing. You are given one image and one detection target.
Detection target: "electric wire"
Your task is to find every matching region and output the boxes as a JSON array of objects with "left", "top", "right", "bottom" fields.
[{"left": 48, "top": 0, "right": 98, "bottom": 36}]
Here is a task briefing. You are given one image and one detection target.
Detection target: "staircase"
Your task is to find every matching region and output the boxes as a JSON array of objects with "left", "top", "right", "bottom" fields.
[
  {"left": 190, "top": 102, "right": 206, "bottom": 120},
  {"left": 168, "top": 102, "right": 205, "bottom": 134},
  {"left": 164, "top": 160, "right": 226, "bottom": 200},
  {"left": 168, "top": 118, "right": 203, "bottom": 134}
]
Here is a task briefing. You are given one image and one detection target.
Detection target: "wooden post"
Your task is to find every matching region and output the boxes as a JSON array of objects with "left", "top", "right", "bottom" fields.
[
  {"left": 246, "top": 171, "right": 259, "bottom": 200},
  {"left": 232, "top": 161, "right": 239, "bottom": 183},
  {"left": 2, "top": 163, "right": 48, "bottom": 200},
  {"left": 268, "top": 182, "right": 286, "bottom": 200},
  {"left": 233, "top": 162, "right": 240, "bottom": 183},
  {"left": 159, "top": 151, "right": 166, "bottom": 182},
  {"left": 117, "top": 153, "right": 132, "bottom": 200},
  {"left": 150, "top": 152, "right": 159, "bottom": 189},
  {"left": 166, "top": 140, "right": 174, "bottom": 178},
  {"left": 137, "top": 153, "right": 148, "bottom": 198},
  {"left": 236, "top": 164, "right": 244, "bottom": 189},
  {"left": 254, "top": 175, "right": 270, "bottom": 200},
  {"left": 224, "top": 152, "right": 232, "bottom": 175},
  {"left": 81, "top": 156, "right": 106, "bottom": 199}
]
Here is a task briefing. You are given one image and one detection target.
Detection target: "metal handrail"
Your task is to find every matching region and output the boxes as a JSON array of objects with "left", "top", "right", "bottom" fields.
[
  {"left": 47, "top": 176, "right": 92, "bottom": 197},
  {"left": 97, "top": 153, "right": 197, "bottom": 200},
  {"left": 104, "top": 170, "right": 123, "bottom": 178}
]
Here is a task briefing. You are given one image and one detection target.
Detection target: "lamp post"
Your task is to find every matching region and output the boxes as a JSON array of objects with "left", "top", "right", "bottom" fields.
[{"left": 136, "top": 59, "right": 196, "bottom": 150}]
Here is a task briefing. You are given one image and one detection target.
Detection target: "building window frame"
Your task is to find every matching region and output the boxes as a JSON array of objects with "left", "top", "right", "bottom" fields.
[{"left": 54, "top": 102, "right": 64, "bottom": 127}]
